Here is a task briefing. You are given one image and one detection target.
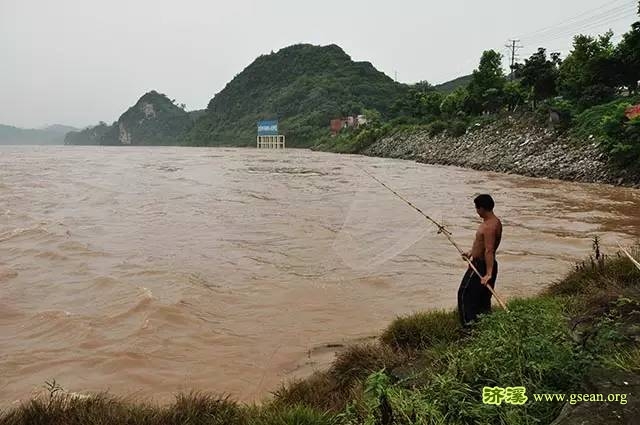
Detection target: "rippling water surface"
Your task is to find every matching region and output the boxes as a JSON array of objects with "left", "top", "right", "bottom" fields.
[{"left": 1, "top": 146, "right": 639, "bottom": 405}]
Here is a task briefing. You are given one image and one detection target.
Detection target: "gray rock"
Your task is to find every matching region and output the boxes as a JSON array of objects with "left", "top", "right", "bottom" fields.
[{"left": 361, "top": 119, "right": 639, "bottom": 187}]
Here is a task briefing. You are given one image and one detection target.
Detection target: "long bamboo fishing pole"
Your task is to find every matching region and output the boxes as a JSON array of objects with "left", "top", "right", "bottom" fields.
[
  {"left": 617, "top": 241, "right": 640, "bottom": 272},
  {"left": 356, "top": 164, "right": 509, "bottom": 312}
]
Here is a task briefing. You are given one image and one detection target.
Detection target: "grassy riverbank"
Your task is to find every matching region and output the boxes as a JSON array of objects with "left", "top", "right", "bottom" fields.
[{"left": 2, "top": 245, "right": 639, "bottom": 425}]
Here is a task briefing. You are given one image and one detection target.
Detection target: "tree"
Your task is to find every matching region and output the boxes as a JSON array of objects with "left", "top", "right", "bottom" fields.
[
  {"left": 482, "top": 88, "right": 504, "bottom": 113},
  {"left": 517, "top": 48, "right": 562, "bottom": 108},
  {"left": 413, "top": 80, "right": 435, "bottom": 93},
  {"left": 613, "top": 4, "right": 640, "bottom": 94},
  {"left": 503, "top": 81, "right": 527, "bottom": 111},
  {"left": 466, "top": 50, "right": 507, "bottom": 113},
  {"left": 558, "top": 32, "right": 617, "bottom": 108},
  {"left": 391, "top": 84, "right": 443, "bottom": 119},
  {"left": 361, "top": 108, "right": 381, "bottom": 126},
  {"left": 421, "top": 91, "right": 444, "bottom": 116},
  {"left": 440, "top": 87, "right": 469, "bottom": 115}
]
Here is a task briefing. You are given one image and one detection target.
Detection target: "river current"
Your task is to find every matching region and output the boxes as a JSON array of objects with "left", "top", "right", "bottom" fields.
[{"left": 1, "top": 146, "right": 639, "bottom": 405}]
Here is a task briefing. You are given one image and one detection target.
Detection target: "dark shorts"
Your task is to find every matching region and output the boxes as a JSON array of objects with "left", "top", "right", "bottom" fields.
[{"left": 457, "top": 259, "right": 498, "bottom": 326}]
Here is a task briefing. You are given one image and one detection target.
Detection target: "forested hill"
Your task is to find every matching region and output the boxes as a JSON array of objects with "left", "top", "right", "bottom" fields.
[
  {"left": 434, "top": 74, "right": 472, "bottom": 94},
  {"left": 0, "top": 124, "right": 78, "bottom": 145},
  {"left": 65, "top": 91, "right": 194, "bottom": 145},
  {"left": 186, "top": 44, "right": 408, "bottom": 147}
]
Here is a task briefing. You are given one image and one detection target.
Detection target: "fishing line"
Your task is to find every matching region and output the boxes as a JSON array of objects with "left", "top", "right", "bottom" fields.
[
  {"left": 332, "top": 164, "right": 431, "bottom": 271},
  {"left": 353, "top": 164, "right": 509, "bottom": 311}
]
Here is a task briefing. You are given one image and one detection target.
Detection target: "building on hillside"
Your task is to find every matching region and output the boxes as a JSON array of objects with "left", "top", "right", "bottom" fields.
[
  {"left": 625, "top": 104, "right": 640, "bottom": 120},
  {"left": 330, "top": 118, "right": 346, "bottom": 135},
  {"left": 330, "top": 114, "right": 368, "bottom": 136}
]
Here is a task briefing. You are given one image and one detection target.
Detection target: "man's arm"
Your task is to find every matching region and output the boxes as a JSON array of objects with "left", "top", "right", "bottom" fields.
[{"left": 481, "top": 224, "right": 496, "bottom": 285}]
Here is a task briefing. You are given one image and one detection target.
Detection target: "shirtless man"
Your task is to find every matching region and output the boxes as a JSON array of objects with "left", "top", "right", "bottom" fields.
[{"left": 457, "top": 194, "right": 502, "bottom": 327}]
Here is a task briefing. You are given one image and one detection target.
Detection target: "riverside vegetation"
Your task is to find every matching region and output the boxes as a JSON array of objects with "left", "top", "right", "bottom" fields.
[
  {"left": 2, "top": 242, "right": 639, "bottom": 424},
  {"left": 316, "top": 3, "right": 640, "bottom": 182},
  {"left": 65, "top": 3, "right": 640, "bottom": 184}
]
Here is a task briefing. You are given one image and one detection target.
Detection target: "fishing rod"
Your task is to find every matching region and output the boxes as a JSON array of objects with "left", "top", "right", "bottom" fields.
[
  {"left": 356, "top": 164, "right": 509, "bottom": 312},
  {"left": 618, "top": 241, "right": 640, "bottom": 272}
]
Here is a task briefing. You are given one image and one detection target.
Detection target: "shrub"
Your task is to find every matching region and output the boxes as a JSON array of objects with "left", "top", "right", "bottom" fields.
[
  {"left": 569, "top": 96, "right": 640, "bottom": 165},
  {"left": 427, "top": 120, "right": 447, "bottom": 136},
  {"left": 602, "top": 109, "right": 640, "bottom": 166},
  {"left": 448, "top": 119, "right": 468, "bottom": 137},
  {"left": 350, "top": 125, "right": 389, "bottom": 153},
  {"left": 577, "top": 84, "right": 616, "bottom": 111}
]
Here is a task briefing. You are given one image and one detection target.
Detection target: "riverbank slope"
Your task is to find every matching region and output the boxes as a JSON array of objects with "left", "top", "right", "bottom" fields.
[{"left": 360, "top": 115, "right": 640, "bottom": 187}]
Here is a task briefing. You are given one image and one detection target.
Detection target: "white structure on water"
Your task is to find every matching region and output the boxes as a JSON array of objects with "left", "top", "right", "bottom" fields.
[
  {"left": 256, "top": 120, "right": 285, "bottom": 149},
  {"left": 256, "top": 134, "right": 285, "bottom": 149}
]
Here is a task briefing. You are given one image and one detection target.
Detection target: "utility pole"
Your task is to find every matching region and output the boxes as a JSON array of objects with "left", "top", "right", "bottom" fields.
[{"left": 505, "top": 39, "right": 523, "bottom": 80}]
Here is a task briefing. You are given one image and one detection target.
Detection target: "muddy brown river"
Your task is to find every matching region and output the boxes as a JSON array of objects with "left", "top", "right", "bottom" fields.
[{"left": 1, "top": 146, "right": 639, "bottom": 406}]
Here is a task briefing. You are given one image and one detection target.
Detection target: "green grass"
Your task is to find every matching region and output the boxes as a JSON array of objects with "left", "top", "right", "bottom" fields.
[
  {"left": 342, "top": 297, "right": 587, "bottom": 425},
  {"left": 570, "top": 95, "right": 640, "bottom": 142},
  {"left": 0, "top": 392, "right": 333, "bottom": 425},
  {"left": 380, "top": 309, "right": 461, "bottom": 350}
]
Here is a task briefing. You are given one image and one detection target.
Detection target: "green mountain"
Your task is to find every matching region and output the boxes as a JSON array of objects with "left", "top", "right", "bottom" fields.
[
  {"left": 0, "top": 123, "right": 79, "bottom": 145},
  {"left": 434, "top": 74, "right": 472, "bottom": 93},
  {"left": 65, "top": 91, "right": 194, "bottom": 145},
  {"left": 187, "top": 44, "right": 408, "bottom": 147}
]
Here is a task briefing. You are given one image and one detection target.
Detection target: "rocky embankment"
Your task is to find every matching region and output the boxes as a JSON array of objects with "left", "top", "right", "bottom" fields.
[{"left": 363, "top": 117, "right": 640, "bottom": 187}]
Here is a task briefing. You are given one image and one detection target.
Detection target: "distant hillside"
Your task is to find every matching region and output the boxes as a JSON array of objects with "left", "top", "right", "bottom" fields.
[
  {"left": 434, "top": 74, "right": 472, "bottom": 93},
  {"left": 0, "top": 124, "right": 79, "bottom": 145},
  {"left": 64, "top": 122, "right": 112, "bottom": 145},
  {"left": 65, "top": 91, "right": 194, "bottom": 145},
  {"left": 187, "top": 44, "right": 408, "bottom": 147},
  {"left": 41, "top": 124, "right": 79, "bottom": 134}
]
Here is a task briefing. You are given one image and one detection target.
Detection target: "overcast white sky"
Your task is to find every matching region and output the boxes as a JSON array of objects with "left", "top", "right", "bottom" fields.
[{"left": 1, "top": 0, "right": 637, "bottom": 128}]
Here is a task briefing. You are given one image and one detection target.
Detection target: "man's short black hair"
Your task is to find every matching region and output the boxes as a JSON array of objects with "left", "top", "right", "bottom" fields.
[{"left": 474, "top": 194, "right": 495, "bottom": 211}]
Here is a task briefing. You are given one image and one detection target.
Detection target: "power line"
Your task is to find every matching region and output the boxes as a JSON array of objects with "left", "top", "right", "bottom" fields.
[
  {"left": 505, "top": 39, "right": 524, "bottom": 80},
  {"left": 523, "top": 9, "right": 636, "bottom": 44},
  {"left": 523, "top": 14, "right": 633, "bottom": 47},
  {"left": 517, "top": 0, "right": 633, "bottom": 39},
  {"left": 511, "top": 2, "right": 637, "bottom": 62}
]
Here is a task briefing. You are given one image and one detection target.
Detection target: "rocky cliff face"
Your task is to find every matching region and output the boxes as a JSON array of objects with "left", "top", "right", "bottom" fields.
[
  {"left": 363, "top": 117, "right": 640, "bottom": 187},
  {"left": 111, "top": 91, "right": 192, "bottom": 145},
  {"left": 65, "top": 91, "right": 193, "bottom": 145}
]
